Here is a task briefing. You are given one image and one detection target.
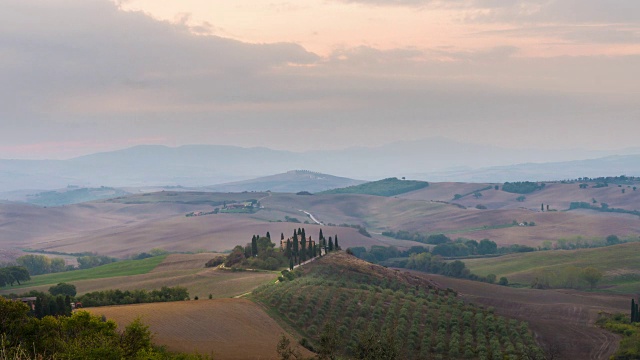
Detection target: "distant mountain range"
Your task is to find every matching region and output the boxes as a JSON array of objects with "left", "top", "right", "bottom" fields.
[{"left": 1, "top": 139, "right": 639, "bottom": 192}]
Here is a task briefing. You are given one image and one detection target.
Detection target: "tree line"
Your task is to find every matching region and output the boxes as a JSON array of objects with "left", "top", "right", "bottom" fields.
[{"left": 0, "top": 266, "right": 30, "bottom": 287}]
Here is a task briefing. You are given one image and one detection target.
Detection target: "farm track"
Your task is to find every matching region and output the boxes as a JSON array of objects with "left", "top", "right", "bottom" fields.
[{"left": 420, "top": 273, "right": 626, "bottom": 360}]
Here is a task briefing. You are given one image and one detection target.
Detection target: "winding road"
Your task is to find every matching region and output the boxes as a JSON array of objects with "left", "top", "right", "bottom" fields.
[{"left": 299, "top": 209, "right": 323, "bottom": 225}]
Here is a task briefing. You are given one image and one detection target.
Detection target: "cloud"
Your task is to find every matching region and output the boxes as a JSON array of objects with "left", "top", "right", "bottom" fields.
[
  {"left": 0, "top": 0, "right": 639, "bottom": 158},
  {"left": 334, "top": 0, "right": 640, "bottom": 24}
]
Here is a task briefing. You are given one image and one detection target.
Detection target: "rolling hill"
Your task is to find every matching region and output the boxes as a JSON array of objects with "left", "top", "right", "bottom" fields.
[
  {"left": 320, "top": 177, "right": 429, "bottom": 197},
  {"left": 2, "top": 141, "right": 640, "bottom": 192},
  {"left": 462, "top": 242, "right": 640, "bottom": 293},
  {"left": 0, "top": 253, "right": 276, "bottom": 299},
  {"left": 399, "top": 180, "right": 640, "bottom": 212},
  {"left": 206, "top": 170, "right": 364, "bottom": 193},
  {"left": 87, "top": 298, "right": 309, "bottom": 360},
  {"left": 2, "top": 188, "right": 640, "bottom": 262}
]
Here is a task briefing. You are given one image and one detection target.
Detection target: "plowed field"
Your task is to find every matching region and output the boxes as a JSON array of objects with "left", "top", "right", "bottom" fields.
[{"left": 87, "top": 298, "right": 309, "bottom": 360}]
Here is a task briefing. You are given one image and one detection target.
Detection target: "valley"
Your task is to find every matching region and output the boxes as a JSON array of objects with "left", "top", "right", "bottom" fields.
[{"left": 1, "top": 176, "right": 639, "bottom": 359}]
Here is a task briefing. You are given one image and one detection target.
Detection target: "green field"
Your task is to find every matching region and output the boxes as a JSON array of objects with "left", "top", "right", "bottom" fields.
[
  {"left": 320, "top": 177, "right": 429, "bottom": 197},
  {"left": 463, "top": 242, "right": 640, "bottom": 293},
  {"left": 1, "top": 255, "right": 167, "bottom": 291}
]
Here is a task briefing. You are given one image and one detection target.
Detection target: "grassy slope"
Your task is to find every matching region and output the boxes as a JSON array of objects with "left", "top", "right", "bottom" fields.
[
  {"left": 1, "top": 255, "right": 167, "bottom": 291},
  {"left": 320, "top": 177, "right": 429, "bottom": 197},
  {"left": 464, "top": 242, "right": 640, "bottom": 292},
  {"left": 1, "top": 254, "right": 277, "bottom": 298}
]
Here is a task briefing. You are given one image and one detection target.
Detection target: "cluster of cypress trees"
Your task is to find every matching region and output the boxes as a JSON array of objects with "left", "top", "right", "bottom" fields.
[
  {"left": 631, "top": 298, "right": 639, "bottom": 323},
  {"left": 34, "top": 294, "right": 73, "bottom": 318},
  {"left": 283, "top": 228, "right": 340, "bottom": 270}
]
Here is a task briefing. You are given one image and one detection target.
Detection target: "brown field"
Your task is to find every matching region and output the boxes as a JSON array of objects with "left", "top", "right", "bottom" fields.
[
  {"left": 401, "top": 181, "right": 640, "bottom": 212},
  {"left": 2, "top": 187, "right": 639, "bottom": 262},
  {"left": 86, "top": 298, "right": 312, "bottom": 360},
  {"left": 414, "top": 272, "right": 628, "bottom": 360},
  {"left": 2, "top": 254, "right": 276, "bottom": 299}
]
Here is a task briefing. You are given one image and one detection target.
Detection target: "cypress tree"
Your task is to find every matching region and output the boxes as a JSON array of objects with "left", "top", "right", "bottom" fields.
[
  {"left": 56, "top": 296, "right": 65, "bottom": 316},
  {"left": 636, "top": 302, "right": 640, "bottom": 323},
  {"left": 266, "top": 231, "right": 271, "bottom": 239},
  {"left": 286, "top": 239, "right": 292, "bottom": 259},
  {"left": 319, "top": 229, "right": 324, "bottom": 242},
  {"left": 328, "top": 236, "right": 334, "bottom": 252},
  {"left": 324, "top": 237, "right": 328, "bottom": 255},
  {"left": 48, "top": 299, "right": 58, "bottom": 316},
  {"left": 65, "top": 295, "right": 72, "bottom": 316},
  {"left": 334, "top": 234, "right": 339, "bottom": 250},
  {"left": 35, "top": 296, "right": 43, "bottom": 318},
  {"left": 251, "top": 235, "right": 258, "bottom": 257},
  {"left": 293, "top": 232, "right": 299, "bottom": 257},
  {"left": 281, "top": 233, "right": 285, "bottom": 241},
  {"left": 301, "top": 234, "right": 307, "bottom": 262},
  {"left": 301, "top": 228, "right": 306, "bottom": 242},
  {"left": 289, "top": 257, "right": 294, "bottom": 271}
]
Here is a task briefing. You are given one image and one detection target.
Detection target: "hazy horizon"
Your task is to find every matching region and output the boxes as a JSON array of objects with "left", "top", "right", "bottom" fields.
[{"left": 2, "top": 0, "right": 639, "bottom": 160}]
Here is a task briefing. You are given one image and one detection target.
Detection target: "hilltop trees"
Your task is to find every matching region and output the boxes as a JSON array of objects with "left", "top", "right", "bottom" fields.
[{"left": 49, "top": 282, "right": 77, "bottom": 297}]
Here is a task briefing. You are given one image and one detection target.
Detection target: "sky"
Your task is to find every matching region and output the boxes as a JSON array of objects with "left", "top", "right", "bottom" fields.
[{"left": 1, "top": 0, "right": 639, "bottom": 159}]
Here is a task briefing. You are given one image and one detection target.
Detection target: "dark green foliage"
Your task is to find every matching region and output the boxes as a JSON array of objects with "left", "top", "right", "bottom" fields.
[
  {"left": 77, "top": 255, "right": 117, "bottom": 269},
  {"left": 320, "top": 177, "right": 429, "bottom": 197},
  {"left": 77, "top": 286, "right": 189, "bottom": 307},
  {"left": 252, "top": 235, "right": 259, "bottom": 257},
  {"left": 225, "top": 246, "right": 246, "bottom": 267},
  {"left": 478, "top": 239, "right": 498, "bottom": 255},
  {"left": 502, "top": 181, "right": 546, "bottom": 194},
  {"left": 0, "top": 266, "right": 31, "bottom": 287},
  {"left": 16, "top": 254, "right": 67, "bottom": 275},
  {"left": 0, "top": 297, "right": 209, "bottom": 359},
  {"left": 569, "top": 202, "right": 640, "bottom": 217},
  {"left": 427, "top": 234, "right": 451, "bottom": 245},
  {"left": 49, "top": 282, "right": 77, "bottom": 297}
]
